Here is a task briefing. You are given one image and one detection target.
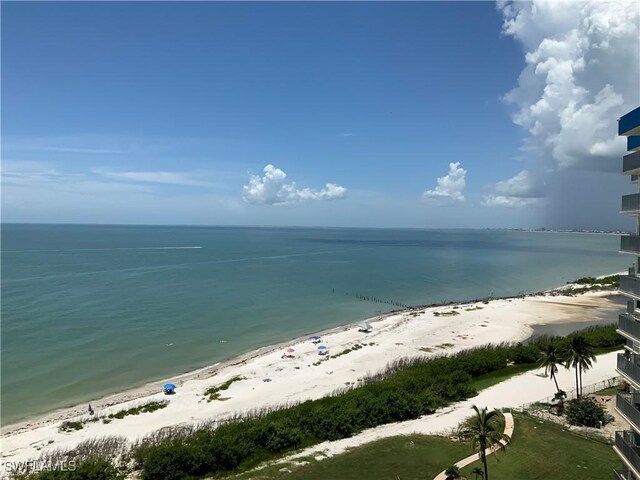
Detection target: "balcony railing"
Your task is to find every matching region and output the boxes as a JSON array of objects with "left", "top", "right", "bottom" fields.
[
  {"left": 616, "top": 431, "right": 640, "bottom": 476},
  {"left": 618, "top": 354, "right": 640, "bottom": 386},
  {"left": 622, "top": 236, "right": 640, "bottom": 255},
  {"left": 621, "top": 276, "right": 640, "bottom": 299},
  {"left": 624, "top": 152, "right": 640, "bottom": 175},
  {"left": 613, "top": 464, "right": 636, "bottom": 480},
  {"left": 617, "top": 393, "right": 640, "bottom": 430},
  {"left": 626, "top": 338, "right": 640, "bottom": 352},
  {"left": 623, "top": 194, "right": 640, "bottom": 214},
  {"left": 620, "top": 314, "right": 640, "bottom": 343},
  {"left": 620, "top": 107, "right": 640, "bottom": 136}
]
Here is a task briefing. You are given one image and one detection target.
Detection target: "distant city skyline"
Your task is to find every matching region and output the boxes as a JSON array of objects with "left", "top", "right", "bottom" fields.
[{"left": 2, "top": 1, "right": 639, "bottom": 230}]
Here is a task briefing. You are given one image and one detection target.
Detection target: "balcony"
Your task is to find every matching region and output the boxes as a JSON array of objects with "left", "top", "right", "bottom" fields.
[
  {"left": 615, "top": 431, "right": 640, "bottom": 477},
  {"left": 621, "top": 236, "right": 640, "bottom": 255},
  {"left": 624, "top": 152, "right": 640, "bottom": 175},
  {"left": 619, "top": 314, "right": 640, "bottom": 343},
  {"left": 626, "top": 337, "right": 640, "bottom": 353},
  {"left": 620, "top": 107, "right": 640, "bottom": 136},
  {"left": 614, "top": 465, "right": 638, "bottom": 480},
  {"left": 617, "top": 393, "right": 640, "bottom": 431},
  {"left": 621, "top": 276, "right": 640, "bottom": 300},
  {"left": 630, "top": 136, "right": 640, "bottom": 153},
  {"left": 622, "top": 194, "right": 640, "bottom": 214},
  {"left": 618, "top": 353, "right": 640, "bottom": 387}
]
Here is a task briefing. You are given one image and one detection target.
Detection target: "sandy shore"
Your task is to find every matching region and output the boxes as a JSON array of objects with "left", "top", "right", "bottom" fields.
[{"left": 0, "top": 288, "right": 622, "bottom": 466}]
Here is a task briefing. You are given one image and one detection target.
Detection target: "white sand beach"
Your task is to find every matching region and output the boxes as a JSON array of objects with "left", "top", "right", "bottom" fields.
[{"left": 0, "top": 289, "right": 623, "bottom": 468}]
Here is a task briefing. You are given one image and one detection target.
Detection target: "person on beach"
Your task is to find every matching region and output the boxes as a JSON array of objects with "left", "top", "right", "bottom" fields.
[{"left": 88, "top": 404, "right": 94, "bottom": 416}]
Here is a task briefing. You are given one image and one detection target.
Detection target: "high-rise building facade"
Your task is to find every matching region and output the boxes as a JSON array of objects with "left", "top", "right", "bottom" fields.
[{"left": 615, "top": 105, "right": 640, "bottom": 480}]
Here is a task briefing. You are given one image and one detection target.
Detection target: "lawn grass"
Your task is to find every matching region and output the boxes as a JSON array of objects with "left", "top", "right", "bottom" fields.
[
  {"left": 232, "top": 435, "right": 470, "bottom": 480},
  {"left": 460, "top": 413, "right": 618, "bottom": 480},
  {"left": 232, "top": 413, "right": 618, "bottom": 480},
  {"left": 595, "top": 383, "right": 624, "bottom": 396}
]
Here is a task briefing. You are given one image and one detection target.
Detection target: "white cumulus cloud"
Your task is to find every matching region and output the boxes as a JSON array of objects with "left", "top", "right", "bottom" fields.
[
  {"left": 483, "top": 170, "right": 546, "bottom": 208},
  {"left": 499, "top": 0, "right": 639, "bottom": 171},
  {"left": 242, "top": 164, "right": 347, "bottom": 205},
  {"left": 423, "top": 162, "right": 467, "bottom": 204}
]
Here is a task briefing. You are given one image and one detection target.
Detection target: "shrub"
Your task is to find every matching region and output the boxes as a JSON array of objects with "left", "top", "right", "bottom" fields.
[
  {"left": 59, "top": 421, "right": 83, "bottom": 433},
  {"left": 565, "top": 398, "right": 606, "bottom": 427},
  {"left": 445, "top": 464, "right": 461, "bottom": 479},
  {"left": 14, "top": 457, "right": 123, "bottom": 480},
  {"left": 509, "top": 343, "right": 541, "bottom": 364}
]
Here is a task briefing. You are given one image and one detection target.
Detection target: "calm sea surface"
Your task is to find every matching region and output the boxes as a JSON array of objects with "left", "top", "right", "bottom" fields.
[{"left": 0, "top": 224, "right": 628, "bottom": 425}]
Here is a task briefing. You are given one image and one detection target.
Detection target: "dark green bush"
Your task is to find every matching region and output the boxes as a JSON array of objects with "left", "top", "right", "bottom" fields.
[
  {"left": 565, "top": 398, "right": 606, "bottom": 427},
  {"left": 509, "top": 343, "right": 541, "bottom": 364}
]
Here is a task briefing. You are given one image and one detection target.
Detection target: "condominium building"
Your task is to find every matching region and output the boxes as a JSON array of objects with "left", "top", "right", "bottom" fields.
[{"left": 614, "top": 105, "right": 640, "bottom": 480}]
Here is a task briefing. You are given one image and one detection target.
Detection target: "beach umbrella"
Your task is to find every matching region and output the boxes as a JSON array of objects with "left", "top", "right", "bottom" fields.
[
  {"left": 164, "top": 383, "right": 176, "bottom": 390},
  {"left": 286, "top": 347, "right": 295, "bottom": 353},
  {"left": 317, "top": 345, "right": 328, "bottom": 350},
  {"left": 359, "top": 321, "right": 373, "bottom": 331},
  {"left": 310, "top": 335, "right": 321, "bottom": 340}
]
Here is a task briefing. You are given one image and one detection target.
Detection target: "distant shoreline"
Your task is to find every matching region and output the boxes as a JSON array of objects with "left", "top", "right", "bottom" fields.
[{"left": 1, "top": 222, "right": 630, "bottom": 235}]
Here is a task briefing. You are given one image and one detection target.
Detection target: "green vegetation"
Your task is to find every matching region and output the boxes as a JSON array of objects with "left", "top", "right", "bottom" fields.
[
  {"left": 106, "top": 401, "right": 168, "bottom": 420},
  {"left": 564, "top": 274, "right": 619, "bottom": 294},
  {"left": 32, "top": 325, "right": 624, "bottom": 480},
  {"left": 595, "top": 382, "right": 625, "bottom": 396},
  {"left": 434, "top": 310, "right": 460, "bottom": 317},
  {"left": 332, "top": 343, "right": 368, "bottom": 359},
  {"left": 232, "top": 435, "right": 471, "bottom": 480},
  {"left": 444, "top": 464, "right": 462, "bottom": 478},
  {"left": 459, "top": 406, "right": 508, "bottom": 480},
  {"left": 464, "top": 306, "right": 484, "bottom": 312},
  {"left": 205, "top": 376, "right": 244, "bottom": 401},
  {"left": 459, "top": 413, "right": 617, "bottom": 480},
  {"left": 232, "top": 414, "right": 616, "bottom": 480},
  {"left": 14, "top": 458, "right": 125, "bottom": 480},
  {"left": 59, "top": 421, "right": 84, "bottom": 432},
  {"left": 572, "top": 275, "right": 619, "bottom": 286},
  {"left": 565, "top": 398, "right": 607, "bottom": 427},
  {"left": 564, "top": 336, "right": 597, "bottom": 397}
]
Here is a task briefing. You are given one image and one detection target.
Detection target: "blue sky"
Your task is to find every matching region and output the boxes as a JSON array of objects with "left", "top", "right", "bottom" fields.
[{"left": 2, "top": 1, "right": 638, "bottom": 229}]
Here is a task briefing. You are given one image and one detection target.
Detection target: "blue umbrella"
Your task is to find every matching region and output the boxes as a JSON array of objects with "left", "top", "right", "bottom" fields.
[
  {"left": 310, "top": 335, "right": 321, "bottom": 340},
  {"left": 164, "top": 383, "right": 176, "bottom": 390},
  {"left": 317, "top": 345, "right": 328, "bottom": 350}
]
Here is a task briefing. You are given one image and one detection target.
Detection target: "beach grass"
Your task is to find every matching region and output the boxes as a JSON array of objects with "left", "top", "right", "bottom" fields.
[
  {"left": 106, "top": 401, "right": 168, "bottom": 420},
  {"left": 233, "top": 413, "right": 616, "bottom": 480},
  {"left": 205, "top": 376, "right": 244, "bottom": 402}
]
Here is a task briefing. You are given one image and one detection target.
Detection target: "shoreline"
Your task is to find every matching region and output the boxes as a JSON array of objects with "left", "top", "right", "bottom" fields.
[
  {"left": 1, "top": 279, "right": 617, "bottom": 433},
  {"left": 0, "top": 279, "right": 624, "bottom": 465}
]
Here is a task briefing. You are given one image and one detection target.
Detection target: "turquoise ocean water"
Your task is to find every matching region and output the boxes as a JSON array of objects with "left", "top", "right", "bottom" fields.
[{"left": 0, "top": 224, "right": 628, "bottom": 425}]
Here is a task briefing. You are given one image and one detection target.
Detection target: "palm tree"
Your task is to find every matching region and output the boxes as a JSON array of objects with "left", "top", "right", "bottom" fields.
[
  {"left": 564, "top": 335, "right": 597, "bottom": 397},
  {"left": 553, "top": 389, "right": 567, "bottom": 415},
  {"left": 444, "top": 465, "right": 461, "bottom": 479},
  {"left": 539, "top": 344, "right": 562, "bottom": 392},
  {"left": 471, "top": 466, "right": 485, "bottom": 479},
  {"left": 463, "top": 405, "right": 510, "bottom": 480}
]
